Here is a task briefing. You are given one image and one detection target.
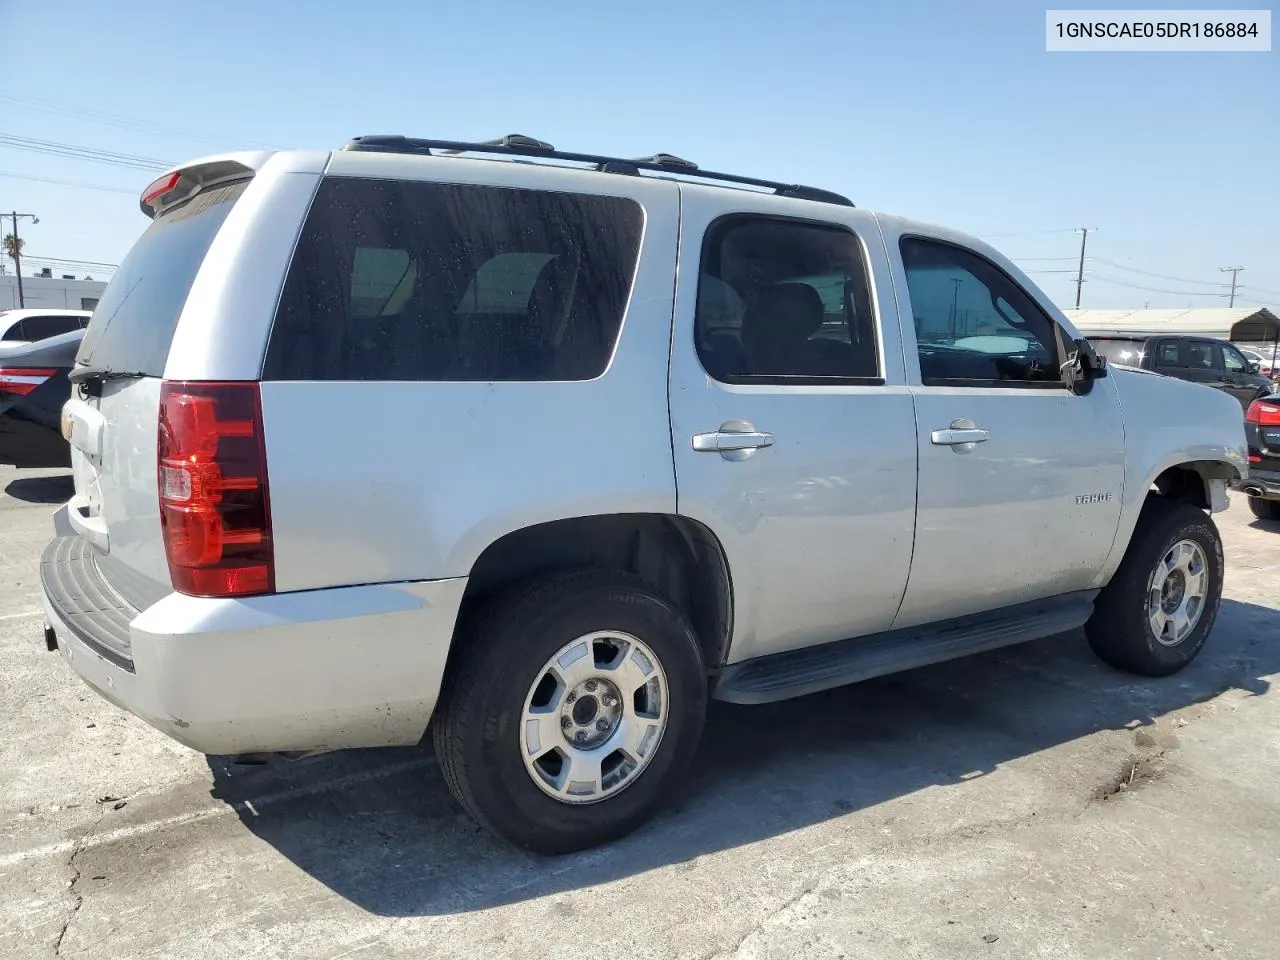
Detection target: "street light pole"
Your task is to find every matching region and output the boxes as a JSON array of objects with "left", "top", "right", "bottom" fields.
[{"left": 5, "top": 211, "right": 40, "bottom": 308}]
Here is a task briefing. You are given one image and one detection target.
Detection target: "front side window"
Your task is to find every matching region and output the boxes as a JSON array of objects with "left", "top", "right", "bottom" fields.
[
  {"left": 1222, "top": 344, "right": 1249, "bottom": 372},
  {"left": 265, "top": 178, "right": 644, "bottom": 382},
  {"left": 694, "top": 216, "right": 879, "bottom": 383},
  {"left": 900, "top": 238, "right": 1061, "bottom": 386}
]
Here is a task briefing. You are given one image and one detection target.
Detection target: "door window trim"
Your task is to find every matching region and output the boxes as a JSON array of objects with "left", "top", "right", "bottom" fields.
[
  {"left": 694, "top": 213, "right": 885, "bottom": 387},
  {"left": 899, "top": 233, "right": 1068, "bottom": 391}
]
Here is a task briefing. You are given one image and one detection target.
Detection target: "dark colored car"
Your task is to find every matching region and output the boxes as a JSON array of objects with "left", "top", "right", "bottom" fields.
[
  {"left": 1235, "top": 392, "right": 1280, "bottom": 522},
  {"left": 0, "top": 329, "right": 82, "bottom": 468},
  {"left": 1085, "top": 333, "right": 1274, "bottom": 411}
]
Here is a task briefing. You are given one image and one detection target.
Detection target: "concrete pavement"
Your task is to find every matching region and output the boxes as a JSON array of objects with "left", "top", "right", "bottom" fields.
[{"left": 2, "top": 464, "right": 1278, "bottom": 959}]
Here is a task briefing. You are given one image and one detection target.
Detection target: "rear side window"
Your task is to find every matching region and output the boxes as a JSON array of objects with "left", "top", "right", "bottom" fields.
[
  {"left": 694, "top": 216, "right": 879, "bottom": 383},
  {"left": 1157, "top": 341, "right": 1183, "bottom": 366},
  {"left": 76, "top": 182, "right": 248, "bottom": 376},
  {"left": 1185, "top": 342, "right": 1219, "bottom": 370},
  {"left": 264, "top": 178, "right": 644, "bottom": 381},
  {"left": 21, "top": 314, "right": 83, "bottom": 341},
  {"left": 1, "top": 319, "right": 25, "bottom": 341}
]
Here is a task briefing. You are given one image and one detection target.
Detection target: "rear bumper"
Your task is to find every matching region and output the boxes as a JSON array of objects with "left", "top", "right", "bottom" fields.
[{"left": 41, "top": 527, "right": 467, "bottom": 755}]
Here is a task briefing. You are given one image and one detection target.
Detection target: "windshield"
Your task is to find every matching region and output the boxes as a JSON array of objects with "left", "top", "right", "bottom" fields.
[{"left": 75, "top": 181, "right": 248, "bottom": 377}]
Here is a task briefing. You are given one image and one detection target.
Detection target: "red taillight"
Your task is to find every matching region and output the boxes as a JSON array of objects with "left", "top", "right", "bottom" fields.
[
  {"left": 158, "top": 381, "right": 273, "bottom": 598},
  {"left": 0, "top": 367, "right": 56, "bottom": 396},
  {"left": 141, "top": 171, "right": 181, "bottom": 208},
  {"left": 1245, "top": 399, "right": 1280, "bottom": 426}
]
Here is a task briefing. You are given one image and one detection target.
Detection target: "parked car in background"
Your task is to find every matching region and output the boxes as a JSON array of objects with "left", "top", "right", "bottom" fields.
[
  {"left": 1237, "top": 345, "right": 1278, "bottom": 383},
  {"left": 0, "top": 309, "right": 92, "bottom": 345},
  {"left": 0, "top": 328, "right": 83, "bottom": 468},
  {"left": 1234, "top": 391, "right": 1280, "bottom": 521},
  {"left": 1085, "top": 333, "right": 1274, "bottom": 410}
]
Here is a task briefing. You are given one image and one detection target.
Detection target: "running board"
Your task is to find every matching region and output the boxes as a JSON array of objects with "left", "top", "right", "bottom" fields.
[{"left": 713, "top": 591, "right": 1098, "bottom": 704}]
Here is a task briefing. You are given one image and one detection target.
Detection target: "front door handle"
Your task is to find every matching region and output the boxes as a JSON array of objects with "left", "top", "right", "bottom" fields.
[
  {"left": 931, "top": 427, "right": 990, "bottom": 445},
  {"left": 692, "top": 421, "right": 774, "bottom": 461},
  {"left": 931, "top": 418, "right": 990, "bottom": 450}
]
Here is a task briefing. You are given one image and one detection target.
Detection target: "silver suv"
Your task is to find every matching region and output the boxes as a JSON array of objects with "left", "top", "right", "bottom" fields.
[{"left": 41, "top": 135, "right": 1248, "bottom": 854}]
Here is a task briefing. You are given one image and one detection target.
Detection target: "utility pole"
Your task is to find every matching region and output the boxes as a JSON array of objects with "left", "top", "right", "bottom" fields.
[
  {"left": 1219, "top": 266, "right": 1244, "bottom": 307},
  {"left": 1073, "top": 227, "right": 1094, "bottom": 309},
  {"left": 4, "top": 211, "right": 39, "bottom": 308}
]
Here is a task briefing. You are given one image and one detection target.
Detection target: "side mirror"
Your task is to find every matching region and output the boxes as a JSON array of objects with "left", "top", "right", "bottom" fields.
[
  {"left": 1062, "top": 338, "right": 1107, "bottom": 396},
  {"left": 1247, "top": 360, "right": 1261, "bottom": 375}
]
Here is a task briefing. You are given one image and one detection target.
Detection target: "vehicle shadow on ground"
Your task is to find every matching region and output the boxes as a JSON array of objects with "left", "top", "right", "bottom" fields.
[
  {"left": 206, "top": 597, "right": 1279, "bottom": 917},
  {"left": 3, "top": 472, "right": 73, "bottom": 504}
]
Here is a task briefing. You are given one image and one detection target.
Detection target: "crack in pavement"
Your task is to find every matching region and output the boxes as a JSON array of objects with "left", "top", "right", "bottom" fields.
[
  {"left": 52, "top": 805, "right": 106, "bottom": 957},
  {"left": 702, "top": 878, "right": 819, "bottom": 960}
]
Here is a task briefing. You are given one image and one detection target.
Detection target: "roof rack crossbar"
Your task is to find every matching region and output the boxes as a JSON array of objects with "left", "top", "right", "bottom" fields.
[{"left": 340, "top": 135, "right": 854, "bottom": 207}]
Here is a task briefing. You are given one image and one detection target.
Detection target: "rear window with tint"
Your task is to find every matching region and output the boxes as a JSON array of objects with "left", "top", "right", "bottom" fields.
[
  {"left": 263, "top": 178, "right": 644, "bottom": 381},
  {"left": 76, "top": 182, "right": 248, "bottom": 377}
]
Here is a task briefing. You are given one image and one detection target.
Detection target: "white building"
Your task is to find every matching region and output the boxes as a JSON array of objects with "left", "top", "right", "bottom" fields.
[{"left": 0, "top": 271, "right": 108, "bottom": 311}]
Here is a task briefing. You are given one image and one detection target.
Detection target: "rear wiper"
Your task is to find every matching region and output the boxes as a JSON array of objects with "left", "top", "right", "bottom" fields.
[{"left": 68, "top": 366, "right": 147, "bottom": 386}]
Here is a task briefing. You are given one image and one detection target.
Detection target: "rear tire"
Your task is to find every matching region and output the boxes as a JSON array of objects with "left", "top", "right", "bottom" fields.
[
  {"left": 433, "top": 569, "right": 707, "bottom": 854},
  {"left": 1086, "top": 498, "right": 1223, "bottom": 677},
  {"left": 1247, "top": 496, "right": 1280, "bottom": 522}
]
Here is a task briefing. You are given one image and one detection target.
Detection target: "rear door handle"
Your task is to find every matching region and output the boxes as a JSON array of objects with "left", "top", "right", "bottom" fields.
[{"left": 692, "top": 421, "right": 773, "bottom": 460}]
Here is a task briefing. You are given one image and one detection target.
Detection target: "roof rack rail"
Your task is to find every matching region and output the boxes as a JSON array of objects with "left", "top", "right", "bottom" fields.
[{"left": 340, "top": 135, "right": 854, "bottom": 207}]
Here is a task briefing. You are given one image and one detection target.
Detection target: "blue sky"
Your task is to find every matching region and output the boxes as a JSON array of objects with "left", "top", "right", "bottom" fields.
[{"left": 1, "top": 0, "right": 1276, "bottom": 310}]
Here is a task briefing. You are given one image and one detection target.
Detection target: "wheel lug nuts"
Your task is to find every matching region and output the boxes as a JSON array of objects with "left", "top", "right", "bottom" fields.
[
  {"left": 575, "top": 730, "right": 587, "bottom": 743},
  {"left": 596, "top": 718, "right": 609, "bottom": 732},
  {"left": 561, "top": 716, "right": 572, "bottom": 729},
  {"left": 585, "top": 680, "right": 597, "bottom": 692},
  {"left": 602, "top": 696, "right": 617, "bottom": 708},
  {"left": 565, "top": 691, "right": 577, "bottom": 703}
]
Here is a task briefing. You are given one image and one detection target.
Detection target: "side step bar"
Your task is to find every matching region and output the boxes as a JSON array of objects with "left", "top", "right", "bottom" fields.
[{"left": 713, "top": 591, "right": 1098, "bottom": 704}]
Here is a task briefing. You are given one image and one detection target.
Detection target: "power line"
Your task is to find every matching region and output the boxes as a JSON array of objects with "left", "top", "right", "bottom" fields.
[
  {"left": 978, "top": 227, "right": 1079, "bottom": 237},
  {"left": 1239, "top": 284, "right": 1280, "bottom": 299},
  {"left": 1090, "top": 273, "right": 1229, "bottom": 297},
  {"left": 0, "top": 170, "right": 137, "bottom": 194},
  {"left": 24, "top": 254, "right": 119, "bottom": 268},
  {"left": 0, "top": 134, "right": 171, "bottom": 171},
  {"left": 1091, "top": 257, "right": 1230, "bottom": 287},
  {"left": 0, "top": 92, "right": 278, "bottom": 150}
]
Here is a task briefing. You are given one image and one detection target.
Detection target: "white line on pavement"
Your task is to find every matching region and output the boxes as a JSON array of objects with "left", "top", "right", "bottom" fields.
[
  {"left": 0, "top": 755, "right": 435, "bottom": 871},
  {"left": 0, "top": 609, "right": 41, "bottom": 622}
]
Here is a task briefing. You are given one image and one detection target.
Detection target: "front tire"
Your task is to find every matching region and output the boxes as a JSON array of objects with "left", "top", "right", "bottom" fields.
[
  {"left": 1086, "top": 498, "right": 1224, "bottom": 677},
  {"left": 1247, "top": 495, "right": 1280, "bottom": 522},
  {"left": 433, "top": 569, "right": 707, "bottom": 854}
]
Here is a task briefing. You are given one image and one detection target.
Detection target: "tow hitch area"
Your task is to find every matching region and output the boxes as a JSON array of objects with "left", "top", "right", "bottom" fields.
[{"left": 44, "top": 622, "right": 58, "bottom": 652}]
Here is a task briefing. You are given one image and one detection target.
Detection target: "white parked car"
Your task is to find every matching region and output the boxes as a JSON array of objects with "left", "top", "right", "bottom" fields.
[{"left": 0, "top": 308, "right": 91, "bottom": 346}]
